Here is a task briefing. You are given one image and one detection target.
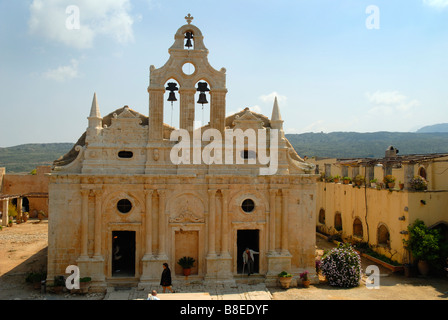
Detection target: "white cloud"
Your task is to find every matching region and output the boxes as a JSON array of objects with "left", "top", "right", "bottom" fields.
[
  {"left": 423, "top": 0, "right": 448, "bottom": 8},
  {"left": 43, "top": 59, "right": 79, "bottom": 82},
  {"left": 28, "top": 0, "right": 135, "bottom": 49},
  {"left": 366, "top": 91, "right": 419, "bottom": 114},
  {"left": 259, "top": 92, "right": 287, "bottom": 105}
]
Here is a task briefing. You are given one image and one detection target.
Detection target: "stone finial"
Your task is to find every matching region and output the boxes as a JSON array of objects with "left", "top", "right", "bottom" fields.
[
  {"left": 271, "top": 96, "right": 282, "bottom": 122},
  {"left": 89, "top": 92, "right": 101, "bottom": 118},
  {"left": 185, "top": 13, "right": 194, "bottom": 24}
]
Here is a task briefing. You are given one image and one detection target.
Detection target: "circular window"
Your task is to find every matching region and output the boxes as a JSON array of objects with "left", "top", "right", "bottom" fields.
[
  {"left": 182, "top": 62, "right": 195, "bottom": 75},
  {"left": 241, "top": 199, "right": 255, "bottom": 213},
  {"left": 117, "top": 199, "right": 132, "bottom": 214}
]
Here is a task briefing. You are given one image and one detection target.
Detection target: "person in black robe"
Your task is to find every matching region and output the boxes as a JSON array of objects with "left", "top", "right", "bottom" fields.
[{"left": 160, "top": 263, "right": 175, "bottom": 293}]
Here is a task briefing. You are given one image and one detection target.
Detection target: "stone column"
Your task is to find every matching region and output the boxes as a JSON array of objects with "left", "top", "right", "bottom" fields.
[
  {"left": 17, "top": 197, "right": 23, "bottom": 222},
  {"left": 158, "top": 190, "right": 167, "bottom": 258},
  {"left": 93, "top": 190, "right": 102, "bottom": 258},
  {"left": 89, "top": 189, "right": 105, "bottom": 287},
  {"left": 403, "top": 163, "right": 415, "bottom": 190},
  {"left": 207, "top": 189, "right": 217, "bottom": 256},
  {"left": 179, "top": 88, "right": 196, "bottom": 134},
  {"left": 266, "top": 189, "right": 291, "bottom": 285},
  {"left": 221, "top": 190, "right": 229, "bottom": 255},
  {"left": 80, "top": 189, "right": 90, "bottom": 258},
  {"left": 281, "top": 189, "right": 289, "bottom": 254},
  {"left": 1, "top": 199, "right": 9, "bottom": 227},
  {"left": 269, "top": 189, "right": 276, "bottom": 253},
  {"left": 140, "top": 189, "right": 159, "bottom": 287},
  {"left": 148, "top": 87, "right": 165, "bottom": 141},
  {"left": 144, "top": 190, "right": 153, "bottom": 256},
  {"left": 210, "top": 89, "right": 227, "bottom": 134}
]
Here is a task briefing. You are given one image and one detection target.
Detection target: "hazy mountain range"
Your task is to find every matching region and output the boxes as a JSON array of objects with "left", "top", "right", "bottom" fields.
[
  {"left": 1, "top": 129, "right": 448, "bottom": 173},
  {"left": 416, "top": 123, "right": 448, "bottom": 133}
]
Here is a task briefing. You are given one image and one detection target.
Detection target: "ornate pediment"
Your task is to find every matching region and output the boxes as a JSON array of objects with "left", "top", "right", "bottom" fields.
[
  {"left": 169, "top": 201, "right": 204, "bottom": 223},
  {"left": 233, "top": 108, "right": 264, "bottom": 130}
]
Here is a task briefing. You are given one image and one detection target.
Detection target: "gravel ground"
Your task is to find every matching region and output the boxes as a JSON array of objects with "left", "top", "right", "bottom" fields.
[{"left": 1, "top": 220, "right": 447, "bottom": 301}]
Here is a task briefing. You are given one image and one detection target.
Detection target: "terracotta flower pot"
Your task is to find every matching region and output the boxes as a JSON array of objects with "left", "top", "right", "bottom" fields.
[
  {"left": 80, "top": 281, "right": 90, "bottom": 293},
  {"left": 183, "top": 268, "right": 191, "bottom": 276},
  {"left": 418, "top": 260, "right": 430, "bottom": 276},
  {"left": 302, "top": 280, "right": 311, "bottom": 288},
  {"left": 279, "top": 277, "right": 292, "bottom": 289},
  {"left": 388, "top": 182, "right": 395, "bottom": 189}
]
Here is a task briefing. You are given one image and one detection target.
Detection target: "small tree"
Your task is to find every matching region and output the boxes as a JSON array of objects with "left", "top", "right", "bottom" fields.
[
  {"left": 403, "top": 219, "right": 441, "bottom": 263},
  {"left": 8, "top": 204, "right": 18, "bottom": 219}
]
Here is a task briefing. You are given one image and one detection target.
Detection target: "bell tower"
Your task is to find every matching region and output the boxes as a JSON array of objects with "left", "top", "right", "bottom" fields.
[{"left": 147, "top": 14, "right": 227, "bottom": 141}]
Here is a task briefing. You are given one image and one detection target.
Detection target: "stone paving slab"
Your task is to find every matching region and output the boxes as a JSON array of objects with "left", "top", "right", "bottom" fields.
[
  {"left": 103, "top": 283, "right": 273, "bottom": 300},
  {"left": 156, "top": 292, "right": 212, "bottom": 300}
]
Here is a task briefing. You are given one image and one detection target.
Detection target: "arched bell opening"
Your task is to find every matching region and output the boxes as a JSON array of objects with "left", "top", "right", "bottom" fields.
[
  {"left": 184, "top": 30, "right": 194, "bottom": 50},
  {"left": 194, "top": 80, "right": 211, "bottom": 130},
  {"left": 163, "top": 79, "right": 181, "bottom": 129}
]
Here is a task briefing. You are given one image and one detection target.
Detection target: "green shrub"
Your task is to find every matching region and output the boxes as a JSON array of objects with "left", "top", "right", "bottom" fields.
[{"left": 403, "top": 219, "right": 441, "bottom": 262}]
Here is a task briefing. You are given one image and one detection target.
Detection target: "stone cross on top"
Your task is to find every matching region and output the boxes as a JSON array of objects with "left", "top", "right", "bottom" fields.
[{"left": 185, "top": 13, "right": 194, "bottom": 24}]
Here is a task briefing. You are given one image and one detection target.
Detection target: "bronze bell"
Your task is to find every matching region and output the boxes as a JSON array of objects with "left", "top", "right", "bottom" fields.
[
  {"left": 197, "top": 92, "right": 208, "bottom": 105},
  {"left": 185, "top": 32, "right": 193, "bottom": 48},
  {"left": 167, "top": 91, "right": 177, "bottom": 103},
  {"left": 166, "top": 82, "right": 178, "bottom": 105}
]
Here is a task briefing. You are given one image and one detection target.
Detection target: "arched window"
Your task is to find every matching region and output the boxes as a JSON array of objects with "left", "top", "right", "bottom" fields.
[
  {"left": 418, "top": 167, "right": 427, "bottom": 180},
  {"left": 318, "top": 208, "right": 326, "bottom": 224},
  {"left": 195, "top": 81, "right": 210, "bottom": 128},
  {"left": 334, "top": 212, "right": 342, "bottom": 231},
  {"left": 184, "top": 31, "right": 194, "bottom": 50},
  {"left": 164, "top": 79, "right": 180, "bottom": 128},
  {"left": 377, "top": 224, "right": 390, "bottom": 247},
  {"left": 353, "top": 218, "right": 363, "bottom": 238}
]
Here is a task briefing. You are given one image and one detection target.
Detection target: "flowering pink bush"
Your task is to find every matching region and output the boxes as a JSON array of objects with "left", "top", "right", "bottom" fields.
[{"left": 321, "top": 243, "right": 362, "bottom": 288}]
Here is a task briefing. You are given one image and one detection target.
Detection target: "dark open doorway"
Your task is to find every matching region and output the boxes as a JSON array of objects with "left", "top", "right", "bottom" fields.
[
  {"left": 112, "top": 231, "right": 135, "bottom": 277},
  {"left": 237, "top": 229, "right": 259, "bottom": 274}
]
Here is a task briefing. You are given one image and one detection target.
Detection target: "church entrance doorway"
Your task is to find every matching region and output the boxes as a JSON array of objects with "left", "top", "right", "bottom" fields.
[
  {"left": 237, "top": 229, "right": 259, "bottom": 274},
  {"left": 112, "top": 231, "right": 136, "bottom": 277}
]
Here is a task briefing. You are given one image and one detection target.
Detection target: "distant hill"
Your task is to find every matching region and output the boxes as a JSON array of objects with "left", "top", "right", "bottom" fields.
[
  {"left": 1, "top": 132, "right": 448, "bottom": 172},
  {"left": 0, "top": 143, "right": 73, "bottom": 173},
  {"left": 286, "top": 132, "right": 448, "bottom": 159},
  {"left": 416, "top": 123, "right": 448, "bottom": 133}
]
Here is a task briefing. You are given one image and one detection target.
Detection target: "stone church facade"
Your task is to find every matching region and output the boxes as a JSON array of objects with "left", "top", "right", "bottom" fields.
[{"left": 47, "top": 16, "right": 318, "bottom": 291}]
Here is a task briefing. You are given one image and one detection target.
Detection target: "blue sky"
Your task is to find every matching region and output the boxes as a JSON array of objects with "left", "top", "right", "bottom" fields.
[{"left": 1, "top": 0, "right": 448, "bottom": 147}]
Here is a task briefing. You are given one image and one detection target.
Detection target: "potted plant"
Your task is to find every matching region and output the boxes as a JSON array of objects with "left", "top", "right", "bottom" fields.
[
  {"left": 383, "top": 175, "right": 396, "bottom": 189},
  {"left": 409, "top": 176, "right": 428, "bottom": 191},
  {"left": 52, "top": 275, "right": 65, "bottom": 293},
  {"left": 278, "top": 271, "right": 293, "bottom": 289},
  {"left": 299, "top": 271, "right": 311, "bottom": 288},
  {"left": 353, "top": 175, "right": 365, "bottom": 186},
  {"left": 38, "top": 210, "right": 47, "bottom": 221},
  {"left": 370, "top": 179, "right": 377, "bottom": 188},
  {"left": 403, "top": 219, "right": 442, "bottom": 276},
  {"left": 343, "top": 177, "right": 351, "bottom": 184},
  {"left": 80, "top": 277, "right": 91, "bottom": 293},
  {"left": 26, "top": 271, "right": 46, "bottom": 290},
  {"left": 8, "top": 220, "right": 13, "bottom": 227},
  {"left": 398, "top": 181, "right": 404, "bottom": 190},
  {"left": 177, "top": 256, "right": 196, "bottom": 276},
  {"left": 333, "top": 175, "right": 341, "bottom": 183}
]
